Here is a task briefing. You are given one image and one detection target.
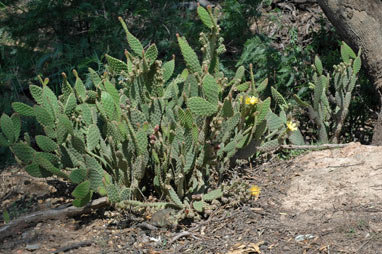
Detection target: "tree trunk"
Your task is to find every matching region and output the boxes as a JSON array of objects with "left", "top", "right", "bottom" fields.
[{"left": 316, "top": 0, "right": 382, "bottom": 145}]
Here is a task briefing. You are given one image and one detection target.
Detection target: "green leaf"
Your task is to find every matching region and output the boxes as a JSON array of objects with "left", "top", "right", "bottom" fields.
[
  {"left": 236, "top": 82, "right": 250, "bottom": 92},
  {"left": 341, "top": 41, "right": 356, "bottom": 64},
  {"left": 88, "top": 67, "right": 102, "bottom": 87},
  {"left": 202, "top": 74, "right": 219, "bottom": 105},
  {"left": 11, "top": 113, "right": 21, "bottom": 142},
  {"left": 145, "top": 44, "right": 158, "bottom": 64},
  {"left": 38, "top": 152, "right": 59, "bottom": 167},
  {"left": 58, "top": 114, "right": 73, "bottom": 135},
  {"left": 119, "top": 17, "right": 144, "bottom": 57},
  {"left": 71, "top": 135, "right": 86, "bottom": 154},
  {"left": 203, "top": 189, "right": 223, "bottom": 201},
  {"left": 258, "top": 139, "right": 279, "bottom": 152},
  {"left": 69, "top": 168, "right": 87, "bottom": 184},
  {"left": 74, "top": 75, "right": 87, "bottom": 101},
  {"left": 197, "top": 6, "right": 214, "bottom": 29},
  {"left": 136, "top": 130, "right": 148, "bottom": 155},
  {"left": 187, "top": 97, "right": 218, "bottom": 117},
  {"left": 221, "top": 99, "right": 234, "bottom": 118},
  {"left": 87, "top": 124, "right": 101, "bottom": 151},
  {"left": 29, "top": 85, "right": 43, "bottom": 104},
  {"left": 37, "top": 155, "right": 68, "bottom": 179},
  {"left": 257, "top": 97, "right": 271, "bottom": 123},
  {"left": 25, "top": 163, "right": 52, "bottom": 178},
  {"left": 315, "top": 55, "right": 323, "bottom": 75},
  {"left": 86, "top": 156, "right": 104, "bottom": 191},
  {"left": 3, "top": 209, "right": 10, "bottom": 224},
  {"left": 61, "top": 78, "right": 73, "bottom": 102},
  {"left": 289, "top": 129, "right": 305, "bottom": 145},
  {"left": 35, "top": 135, "right": 58, "bottom": 152},
  {"left": 313, "top": 76, "right": 327, "bottom": 109},
  {"left": 34, "top": 105, "right": 55, "bottom": 127},
  {"left": 0, "top": 133, "right": 10, "bottom": 147},
  {"left": 72, "top": 180, "right": 90, "bottom": 199},
  {"left": 1, "top": 114, "right": 15, "bottom": 143},
  {"left": 162, "top": 59, "right": 175, "bottom": 83},
  {"left": 353, "top": 56, "right": 361, "bottom": 74},
  {"left": 101, "top": 91, "right": 116, "bottom": 120},
  {"left": 293, "top": 94, "right": 310, "bottom": 107},
  {"left": 266, "top": 112, "right": 283, "bottom": 132},
  {"left": 64, "top": 93, "right": 77, "bottom": 115},
  {"left": 104, "top": 80, "right": 120, "bottom": 103},
  {"left": 271, "top": 87, "right": 287, "bottom": 108},
  {"left": 106, "top": 184, "right": 120, "bottom": 203},
  {"left": 12, "top": 102, "right": 35, "bottom": 117},
  {"left": 42, "top": 85, "right": 59, "bottom": 115},
  {"left": 79, "top": 103, "right": 93, "bottom": 125},
  {"left": 105, "top": 54, "right": 129, "bottom": 73},
  {"left": 256, "top": 78, "right": 268, "bottom": 93},
  {"left": 72, "top": 191, "right": 92, "bottom": 207},
  {"left": 168, "top": 185, "right": 184, "bottom": 208},
  {"left": 11, "top": 143, "right": 34, "bottom": 164},
  {"left": 177, "top": 35, "right": 201, "bottom": 73},
  {"left": 193, "top": 200, "right": 206, "bottom": 212},
  {"left": 233, "top": 66, "right": 245, "bottom": 84}
]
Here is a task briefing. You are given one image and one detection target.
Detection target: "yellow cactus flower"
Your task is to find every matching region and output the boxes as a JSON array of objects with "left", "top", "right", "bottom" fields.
[
  {"left": 286, "top": 121, "right": 298, "bottom": 131},
  {"left": 249, "top": 185, "right": 261, "bottom": 198},
  {"left": 245, "top": 96, "right": 259, "bottom": 105}
]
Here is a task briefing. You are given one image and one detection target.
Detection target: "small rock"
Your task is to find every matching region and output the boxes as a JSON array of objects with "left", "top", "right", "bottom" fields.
[
  {"left": 26, "top": 243, "right": 40, "bottom": 251},
  {"left": 295, "top": 234, "right": 315, "bottom": 242}
]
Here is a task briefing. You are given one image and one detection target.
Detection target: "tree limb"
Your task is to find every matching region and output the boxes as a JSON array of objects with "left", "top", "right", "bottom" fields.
[{"left": 0, "top": 197, "right": 108, "bottom": 241}]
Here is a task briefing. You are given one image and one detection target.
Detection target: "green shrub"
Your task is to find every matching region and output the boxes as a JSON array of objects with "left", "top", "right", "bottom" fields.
[{"left": 0, "top": 6, "right": 302, "bottom": 218}]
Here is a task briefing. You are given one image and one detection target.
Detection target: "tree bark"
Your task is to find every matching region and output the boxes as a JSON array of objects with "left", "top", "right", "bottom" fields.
[{"left": 316, "top": 0, "right": 382, "bottom": 145}]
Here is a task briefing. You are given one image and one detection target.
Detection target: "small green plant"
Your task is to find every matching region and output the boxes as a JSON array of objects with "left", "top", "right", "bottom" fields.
[
  {"left": 0, "top": 6, "right": 302, "bottom": 218},
  {"left": 294, "top": 42, "right": 361, "bottom": 143},
  {"left": 2, "top": 209, "right": 10, "bottom": 224}
]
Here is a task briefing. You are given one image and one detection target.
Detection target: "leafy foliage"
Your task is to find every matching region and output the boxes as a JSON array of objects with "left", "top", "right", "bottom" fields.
[
  {"left": 0, "top": 7, "right": 301, "bottom": 219},
  {"left": 237, "top": 33, "right": 313, "bottom": 99}
]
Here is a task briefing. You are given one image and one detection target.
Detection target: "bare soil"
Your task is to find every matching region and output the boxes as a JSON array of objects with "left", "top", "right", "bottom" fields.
[{"left": 1, "top": 142, "right": 382, "bottom": 254}]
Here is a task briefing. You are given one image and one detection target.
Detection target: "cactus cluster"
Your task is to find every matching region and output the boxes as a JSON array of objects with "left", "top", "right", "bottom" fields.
[
  {"left": 0, "top": 6, "right": 302, "bottom": 214},
  {"left": 294, "top": 42, "right": 361, "bottom": 143}
]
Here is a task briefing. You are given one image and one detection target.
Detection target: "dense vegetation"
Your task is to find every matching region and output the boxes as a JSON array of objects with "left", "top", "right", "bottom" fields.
[{"left": 0, "top": 1, "right": 377, "bottom": 214}]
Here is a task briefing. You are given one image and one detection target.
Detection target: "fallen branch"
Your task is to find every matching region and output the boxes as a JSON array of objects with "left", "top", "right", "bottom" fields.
[
  {"left": 137, "top": 222, "right": 158, "bottom": 231},
  {"left": 169, "top": 231, "right": 193, "bottom": 245},
  {"left": 0, "top": 197, "right": 108, "bottom": 241},
  {"left": 279, "top": 143, "right": 349, "bottom": 150},
  {"left": 50, "top": 240, "right": 93, "bottom": 254}
]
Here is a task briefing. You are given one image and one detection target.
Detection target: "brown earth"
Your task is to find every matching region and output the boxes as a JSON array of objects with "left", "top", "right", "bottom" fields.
[{"left": 1, "top": 142, "right": 382, "bottom": 254}]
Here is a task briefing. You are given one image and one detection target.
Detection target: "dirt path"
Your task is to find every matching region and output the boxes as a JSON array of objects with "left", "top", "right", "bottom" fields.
[{"left": 1, "top": 142, "right": 382, "bottom": 253}]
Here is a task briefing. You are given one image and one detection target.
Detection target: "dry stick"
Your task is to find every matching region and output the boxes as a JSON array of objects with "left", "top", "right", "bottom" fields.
[
  {"left": 137, "top": 222, "right": 158, "bottom": 231},
  {"left": 0, "top": 197, "right": 108, "bottom": 241},
  {"left": 279, "top": 143, "right": 350, "bottom": 150},
  {"left": 169, "top": 231, "right": 192, "bottom": 245},
  {"left": 49, "top": 240, "right": 93, "bottom": 254}
]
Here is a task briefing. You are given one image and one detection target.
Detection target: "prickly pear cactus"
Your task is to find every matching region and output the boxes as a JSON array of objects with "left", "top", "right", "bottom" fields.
[
  {"left": 0, "top": 5, "right": 298, "bottom": 214},
  {"left": 293, "top": 41, "right": 361, "bottom": 144}
]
